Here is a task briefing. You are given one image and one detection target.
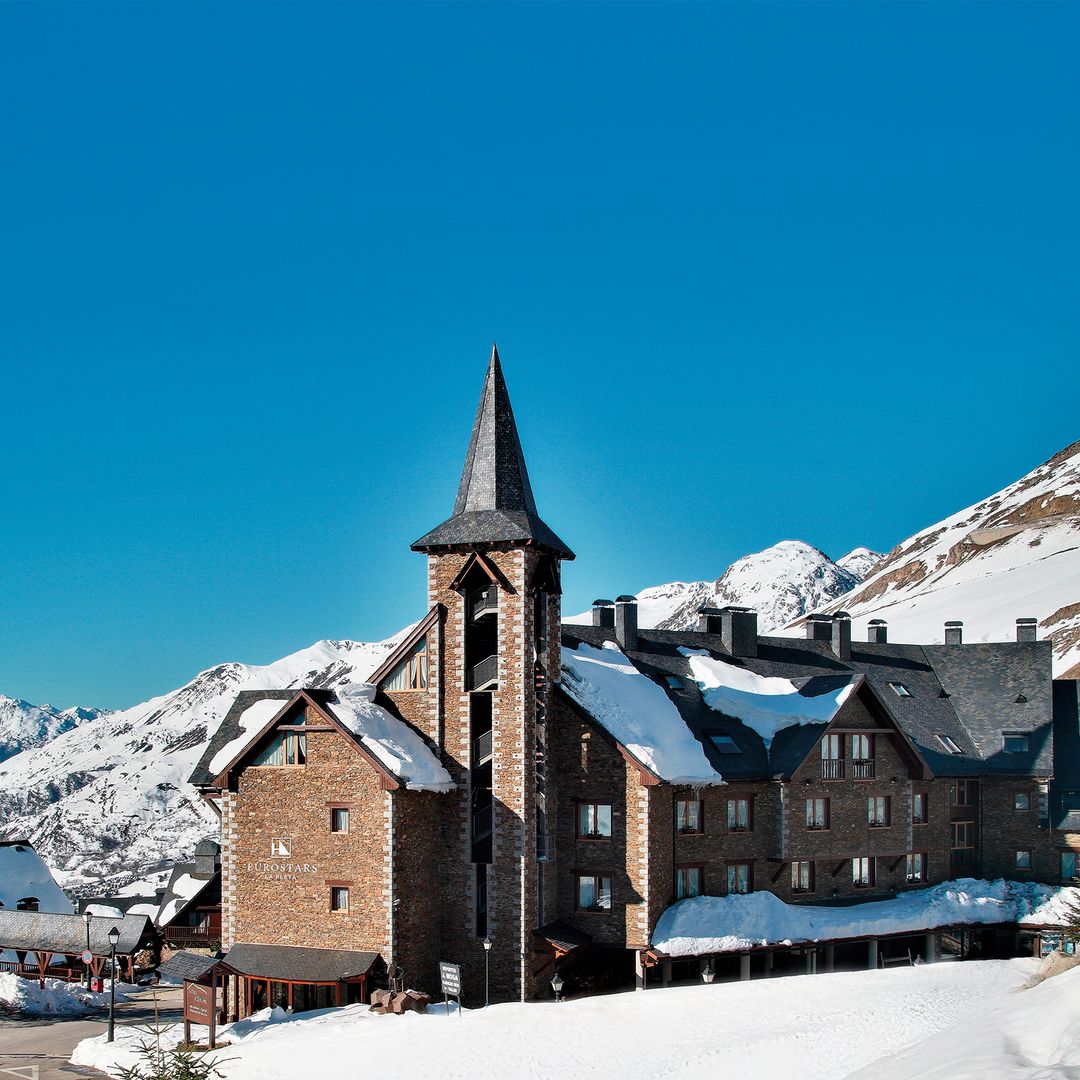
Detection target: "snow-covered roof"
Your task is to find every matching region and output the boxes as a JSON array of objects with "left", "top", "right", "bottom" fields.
[
  {"left": 652, "top": 878, "right": 1080, "bottom": 957},
  {"left": 681, "top": 649, "right": 857, "bottom": 748},
  {"left": 156, "top": 870, "right": 209, "bottom": 928},
  {"left": 561, "top": 642, "right": 723, "bottom": 785},
  {"left": 208, "top": 698, "right": 286, "bottom": 777},
  {"left": 0, "top": 842, "right": 74, "bottom": 914}
]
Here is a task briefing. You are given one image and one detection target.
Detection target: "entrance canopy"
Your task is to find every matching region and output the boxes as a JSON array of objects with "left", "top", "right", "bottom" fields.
[{"left": 220, "top": 942, "right": 383, "bottom": 983}]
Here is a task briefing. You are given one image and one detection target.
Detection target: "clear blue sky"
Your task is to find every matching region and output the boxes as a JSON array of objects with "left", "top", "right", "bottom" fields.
[{"left": 1, "top": 3, "right": 1076, "bottom": 709}]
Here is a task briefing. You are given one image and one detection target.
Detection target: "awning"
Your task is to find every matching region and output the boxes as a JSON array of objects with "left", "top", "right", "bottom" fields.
[
  {"left": 535, "top": 921, "right": 591, "bottom": 957},
  {"left": 219, "top": 942, "right": 382, "bottom": 983},
  {"left": 159, "top": 950, "right": 222, "bottom": 984}
]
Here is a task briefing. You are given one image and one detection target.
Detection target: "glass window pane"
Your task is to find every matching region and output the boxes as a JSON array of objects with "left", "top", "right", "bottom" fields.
[
  {"left": 578, "top": 877, "right": 596, "bottom": 909},
  {"left": 596, "top": 804, "right": 612, "bottom": 836},
  {"left": 598, "top": 878, "right": 612, "bottom": 909}
]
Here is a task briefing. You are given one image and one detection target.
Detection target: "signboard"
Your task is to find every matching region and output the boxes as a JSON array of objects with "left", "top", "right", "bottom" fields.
[
  {"left": 438, "top": 961, "right": 462, "bottom": 1018},
  {"left": 183, "top": 979, "right": 217, "bottom": 1048},
  {"left": 81, "top": 949, "right": 93, "bottom": 964}
]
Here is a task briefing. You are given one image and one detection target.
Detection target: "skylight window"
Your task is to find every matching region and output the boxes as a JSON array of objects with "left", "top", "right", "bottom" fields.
[
  {"left": 665, "top": 676, "right": 681, "bottom": 689},
  {"left": 889, "top": 682, "right": 911, "bottom": 698},
  {"left": 1003, "top": 733, "right": 1030, "bottom": 754},
  {"left": 709, "top": 735, "right": 742, "bottom": 754},
  {"left": 935, "top": 734, "right": 963, "bottom": 755}
]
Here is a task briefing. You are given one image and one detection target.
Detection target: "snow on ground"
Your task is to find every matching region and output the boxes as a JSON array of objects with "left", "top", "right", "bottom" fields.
[
  {"left": 681, "top": 648, "right": 856, "bottom": 747},
  {"left": 73, "top": 959, "right": 1037, "bottom": 1080},
  {"left": 653, "top": 878, "right": 1078, "bottom": 956},
  {"left": 561, "top": 642, "right": 722, "bottom": 784},
  {"left": 0, "top": 973, "right": 131, "bottom": 1016}
]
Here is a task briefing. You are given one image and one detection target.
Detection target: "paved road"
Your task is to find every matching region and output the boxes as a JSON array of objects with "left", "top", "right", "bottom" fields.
[{"left": 0, "top": 986, "right": 184, "bottom": 1080}]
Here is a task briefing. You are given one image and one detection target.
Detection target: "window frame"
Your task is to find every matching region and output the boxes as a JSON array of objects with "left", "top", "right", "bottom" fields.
[
  {"left": 852, "top": 857, "right": 876, "bottom": 889},
  {"left": 575, "top": 873, "right": 613, "bottom": 913},
  {"left": 675, "top": 797, "right": 704, "bottom": 835},
  {"left": 251, "top": 730, "right": 307, "bottom": 768},
  {"left": 330, "top": 886, "right": 350, "bottom": 913},
  {"left": 806, "top": 797, "right": 830, "bottom": 831},
  {"left": 951, "top": 780, "right": 977, "bottom": 807},
  {"left": 726, "top": 797, "right": 752, "bottom": 832},
  {"left": 383, "top": 638, "right": 429, "bottom": 692},
  {"left": 726, "top": 862, "right": 752, "bottom": 895},
  {"left": 1014, "top": 792, "right": 1031, "bottom": 812},
  {"left": 578, "top": 801, "right": 614, "bottom": 840},
  {"left": 867, "top": 795, "right": 891, "bottom": 828},
  {"left": 330, "top": 807, "right": 350, "bottom": 834},
  {"left": 791, "top": 860, "right": 814, "bottom": 894},
  {"left": 1061, "top": 851, "right": 1078, "bottom": 883},
  {"left": 912, "top": 791, "right": 928, "bottom": 825},
  {"left": 888, "top": 682, "right": 911, "bottom": 698},
  {"left": 1015, "top": 850, "right": 1032, "bottom": 870},
  {"left": 905, "top": 852, "right": 927, "bottom": 884},
  {"left": 676, "top": 864, "right": 703, "bottom": 900},
  {"left": 1002, "top": 733, "right": 1030, "bottom": 754}
]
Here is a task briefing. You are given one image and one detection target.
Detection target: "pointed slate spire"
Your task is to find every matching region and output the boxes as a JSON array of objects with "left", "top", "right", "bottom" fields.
[{"left": 412, "top": 344, "right": 574, "bottom": 559}]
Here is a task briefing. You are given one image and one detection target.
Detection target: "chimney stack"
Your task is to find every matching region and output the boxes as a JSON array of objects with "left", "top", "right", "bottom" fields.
[
  {"left": 1016, "top": 617, "right": 1037, "bottom": 643},
  {"left": 591, "top": 599, "right": 615, "bottom": 629},
  {"left": 697, "top": 607, "right": 723, "bottom": 634},
  {"left": 807, "top": 614, "right": 833, "bottom": 641},
  {"left": 867, "top": 618, "right": 888, "bottom": 644},
  {"left": 615, "top": 595, "right": 639, "bottom": 652},
  {"left": 945, "top": 620, "right": 963, "bottom": 646},
  {"left": 831, "top": 612, "right": 852, "bottom": 660},
  {"left": 721, "top": 606, "right": 759, "bottom": 658}
]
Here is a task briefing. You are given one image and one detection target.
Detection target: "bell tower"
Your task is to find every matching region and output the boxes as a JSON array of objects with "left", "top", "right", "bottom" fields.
[{"left": 412, "top": 344, "right": 573, "bottom": 1002}]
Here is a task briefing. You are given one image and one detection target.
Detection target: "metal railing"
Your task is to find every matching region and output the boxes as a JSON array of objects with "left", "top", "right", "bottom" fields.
[
  {"left": 472, "top": 804, "right": 493, "bottom": 843},
  {"left": 821, "top": 759, "right": 845, "bottom": 780},
  {"left": 470, "top": 586, "right": 499, "bottom": 620},
  {"left": 852, "top": 759, "right": 876, "bottom": 780},
  {"left": 469, "top": 654, "right": 498, "bottom": 690},
  {"left": 472, "top": 729, "right": 493, "bottom": 765}
]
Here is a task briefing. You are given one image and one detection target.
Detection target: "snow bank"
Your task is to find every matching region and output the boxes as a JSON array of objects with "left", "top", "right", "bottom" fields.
[
  {"left": 84, "top": 903, "right": 125, "bottom": 919},
  {"left": 681, "top": 649, "right": 855, "bottom": 747},
  {"left": 325, "top": 687, "right": 453, "bottom": 793},
  {"left": 652, "top": 879, "right": 1079, "bottom": 956},
  {"left": 561, "top": 643, "right": 723, "bottom": 785},
  {"left": 0, "top": 972, "right": 129, "bottom": 1016}
]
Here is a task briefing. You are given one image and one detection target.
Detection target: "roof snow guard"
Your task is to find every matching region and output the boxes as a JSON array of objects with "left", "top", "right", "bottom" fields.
[{"left": 412, "top": 344, "right": 574, "bottom": 559}]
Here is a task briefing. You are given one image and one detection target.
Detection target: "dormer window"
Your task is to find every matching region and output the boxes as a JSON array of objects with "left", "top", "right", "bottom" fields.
[
  {"left": 935, "top": 734, "right": 963, "bottom": 755},
  {"left": 709, "top": 735, "right": 741, "bottom": 754},
  {"left": 889, "top": 682, "right": 911, "bottom": 698},
  {"left": 252, "top": 730, "right": 306, "bottom": 767},
  {"left": 383, "top": 638, "right": 428, "bottom": 691},
  {"left": 1003, "top": 733, "right": 1030, "bottom": 754}
]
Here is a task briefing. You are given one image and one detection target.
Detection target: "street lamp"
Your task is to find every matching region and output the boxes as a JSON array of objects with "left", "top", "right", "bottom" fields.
[
  {"left": 83, "top": 910, "right": 93, "bottom": 991},
  {"left": 107, "top": 926, "right": 120, "bottom": 1044},
  {"left": 551, "top": 971, "right": 564, "bottom": 1003},
  {"left": 483, "top": 938, "right": 492, "bottom": 1007}
]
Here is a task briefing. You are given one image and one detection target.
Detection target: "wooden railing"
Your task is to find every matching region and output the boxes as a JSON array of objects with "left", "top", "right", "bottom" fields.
[
  {"left": 164, "top": 922, "right": 221, "bottom": 946},
  {"left": 852, "top": 759, "right": 876, "bottom": 780},
  {"left": 821, "top": 759, "right": 845, "bottom": 780}
]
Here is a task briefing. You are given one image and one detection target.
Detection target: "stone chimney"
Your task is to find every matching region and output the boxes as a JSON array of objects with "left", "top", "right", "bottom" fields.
[
  {"left": 721, "top": 606, "right": 758, "bottom": 658},
  {"left": 831, "top": 612, "right": 852, "bottom": 660},
  {"left": 697, "top": 607, "right": 723, "bottom": 633},
  {"left": 1016, "top": 617, "right": 1037, "bottom": 643},
  {"left": 591, "top": 599, "right": 615, "bottom": 628},
  {"left": 945, "top": 621, "right": 963, "bottom": 646},
  {"left": 615, "top": 595, "right": 638, "bottom": 652},
  {"left": 807, "top": 614, "right": 833, "bottom": 641},
  {"left": 867, "top": 618, "right": 888, "bottom": 644}
]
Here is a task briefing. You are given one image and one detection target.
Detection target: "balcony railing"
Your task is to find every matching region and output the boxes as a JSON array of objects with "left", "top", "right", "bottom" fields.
[
  {"left": 470, "top": 585, "right": 499, "bottom": 621},
  {"left": 821, "top": 759, "right": 845, "bottom": 780},
  {"left": 472, "top": 729, "right": 493, "bottom": 765},
  {"left": 852, "top": 759, "right": 876, "bottom": 780},
  {"left": 164, "top": 922, "right": 221, "bottom": 946},
  {"left": 472, "top": 804, "right": 493, "bottom": 843},
  {"left": 469, "top": 654, "right": 498, "bottom": 691}
]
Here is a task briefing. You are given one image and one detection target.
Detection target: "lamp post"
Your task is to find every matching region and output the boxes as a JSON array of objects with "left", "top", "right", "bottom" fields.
[
  {"left": 551, "top": 971, "right": 564, "bottom": 1003},
  {"left": 83, "top": 910, "right": 93, "bottom": 991},
  {"left": 483, "top": 937, "right": 492, "bottom": 1007},
  {"left": 107, "top": 926, "right": 120, "bottom": 1043}
]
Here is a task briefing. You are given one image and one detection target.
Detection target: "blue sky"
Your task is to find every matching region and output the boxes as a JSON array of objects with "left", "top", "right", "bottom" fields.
[{"left": 0, "top": 3, "right": 1076, "bottom": 709}]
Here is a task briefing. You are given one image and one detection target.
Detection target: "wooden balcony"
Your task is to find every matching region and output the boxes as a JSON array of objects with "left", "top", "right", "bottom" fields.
[
  {"left": 852, "top": 759, "right": 876, "bottom": 780},
  {"left": 821, "top": 759, "right": 845, "bottom": 780},
  {"left": 163, "top": 919, "right": 221, "bottom": 947}
]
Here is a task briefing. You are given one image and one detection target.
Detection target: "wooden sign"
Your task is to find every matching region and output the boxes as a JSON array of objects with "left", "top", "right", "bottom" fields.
[{"left": 183, "top": 979, "right": 217, "bottom": 1048}]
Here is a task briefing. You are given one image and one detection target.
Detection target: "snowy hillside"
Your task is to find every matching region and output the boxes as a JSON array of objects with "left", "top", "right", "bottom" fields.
[
  {"left": 0, "top": 696, "right": 108, "bottom": 763},
  {"left": 0, "top": 635, "right": 403, "bottom": 895},
  {"left": 567, "top": 541, "right": 866, "bottom": 633},
  {"left": 796, "top": 440, "right": 1080, "bottom": 676}
]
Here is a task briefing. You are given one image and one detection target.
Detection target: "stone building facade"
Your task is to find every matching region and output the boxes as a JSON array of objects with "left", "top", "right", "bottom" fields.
[{"left": 192, "top": 346, "right": 1079, "bottom": 1010}]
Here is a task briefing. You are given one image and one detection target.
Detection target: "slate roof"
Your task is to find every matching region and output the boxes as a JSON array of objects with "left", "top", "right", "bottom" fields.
[
  {"left": 412, "top": 346, "right": 574, "bottom": 559},
  {"left": 220, "top": 942, "right": 382, "bottom": 982},
  {"left": 560, "top": 624, "right": 1056, "bottom": 782},
  {"left": 0, "top": 910, "right": 153, "bottom": 956},
  {"left": 159, "top": 950, "right": 221, "bottom": 984}
]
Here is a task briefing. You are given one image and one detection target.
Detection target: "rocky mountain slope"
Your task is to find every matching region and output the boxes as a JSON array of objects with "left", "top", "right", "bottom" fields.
[
  {"left": 0, "top": 697, "right": 109, "bottom": 764},
  {"left": 797, "top": 440, "right": 1080, "bottom": 676},
  {"left": 567, "top": 541, "right": 875, "bottom": 633},
  {"left": 0, "top": 636, "right": 402, "bottom": 896}
]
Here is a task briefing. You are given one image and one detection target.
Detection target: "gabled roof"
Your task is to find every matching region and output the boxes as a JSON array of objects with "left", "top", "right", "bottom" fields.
[
  {"left": 0, "top": 909, "right": 152, "bottom": 956},
  {"left": 155, "top": 862, "right": 219, "bottom": 929},
  {"left": 412, "top": 345, "right": 574, "bottom": 559},
  {"left": 159, "top": 950, "right": 222, "bottom": 984},
  {"left": 368, "top": 606, "right": 441, "bottom": 688}
]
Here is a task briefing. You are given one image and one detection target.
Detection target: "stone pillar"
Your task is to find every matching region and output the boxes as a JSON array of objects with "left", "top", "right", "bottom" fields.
[
  {"left": 867, "top": 938, "right": 879, "bottom": 970},
  {"left": 805, "top": 948, "right": 817, "bottom": 975},
  {"left": 635, "top": 950, "right": 647, "bottom": 991},
  {"left": 764, "top": 951, "right": 774, "bottom": 978},
  {"left": 823, "top": 944, "right": 835, "bottom": 972},
  {"left": 662, "top": 960, "right": 672, "bottom": 987},
  {"left": 739, "top": 953, "right": 751, "bottom": 981},
  {"left": 924, "top": 932, "right": 936, "bottom": 963}
]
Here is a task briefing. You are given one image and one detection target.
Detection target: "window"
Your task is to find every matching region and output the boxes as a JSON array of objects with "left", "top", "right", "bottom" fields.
[
  {"left": 853, "top": 857, "right": 875, "bottom": 888},
  {"left": 475, "top": 864, "right": 488, "bottom": 938},
  {"left": 951, "top": 780, "right": 977, "bottom": 806},
  {"left": 806, "top": 798, "right": 830, "bottom": 830},
  {"left": 791, "top": 861, "right": 814, "bottom": 893},
  {"left": 821, "top": 733, "right": 843, "bottom": 779},
  {"left": 330, "top": 886, "right": 349, "bottom": 912},
  {"left": 951, "top": 821, "right": 975, "bottom": 864},
  {"left": 576, "top": 874, "right": 612, "bottom": 912},
  {"left": 676, "top": 866, "right": 702, "bottom": 899},
  {"left": 665, "top": 676, "right": 681, "bottom": 689},
  {"left": 851, "top": 734, "right": 874, "bottom": 779},
  {"left": 578, "top": 802, "right": 613, "bottom": 839},
  {"left": 726, "top": 863, "right": 751, "bottom": 895},
  {"left": 709, "top": 735, "right": 741, "bottom": 754},
  {"left": 15, "top": 897, "right": 39, "bottom": 912},
  {"left": 912, "top": 792, "right": 928, "bottom": 825},
  {"left": 676, "top": 798, "right": 703, "bottom": 834},
  {"left": 1014, "top": 792, "right": 1031, "bottom": 812},
  {"left": 331, "top": 808, "right": 350, "bottom": 833},
  {"left": 727, "top": 798, "right": 751, "bottom": 832},
  {"left": 1003, "top": 733, "right": 1030, "bottom": 754},
  {"left": 1016, "top": 851, "right": 1032, "bottom": 870},
  {"left": 935, "top": 734, "right": 963, "bottom": 755},
  {"left": 888, "top": 682, "right": 911, "bottom": 698},
  {"left": 1062, "top": 792, "right": 1080, "bottom": 813},
  {"left": 868, "top": 796, "right": 890, "bottom": 828},
  {"left": 1061, "top": 852, "right": 1078, "bottom": 883},
  {"left": 906, "top": 853, "right": 926, "bottom": 883},
  {"left": 383, "top": 638, "right": 428, "bottom": 691},
  {"left": 252, "top": 731, "right": 306, "bottom": 767}
]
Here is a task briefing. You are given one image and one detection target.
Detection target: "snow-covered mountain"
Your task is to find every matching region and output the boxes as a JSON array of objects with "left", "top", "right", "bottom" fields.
[
  {"left": 836, "top": 547, "right": 885, "bottom": 580},
  {"left": 796, "top": 439, "right": 1080, "bottom": 676},
  {"left": 566, "top": 541, "right": 869, "bottom": 633},
  {"left": 0, "top": 636, "right": 403, "bottom": 896},
  {"left": 0, "top": 697, "right": 109, "bottom": 764}
]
